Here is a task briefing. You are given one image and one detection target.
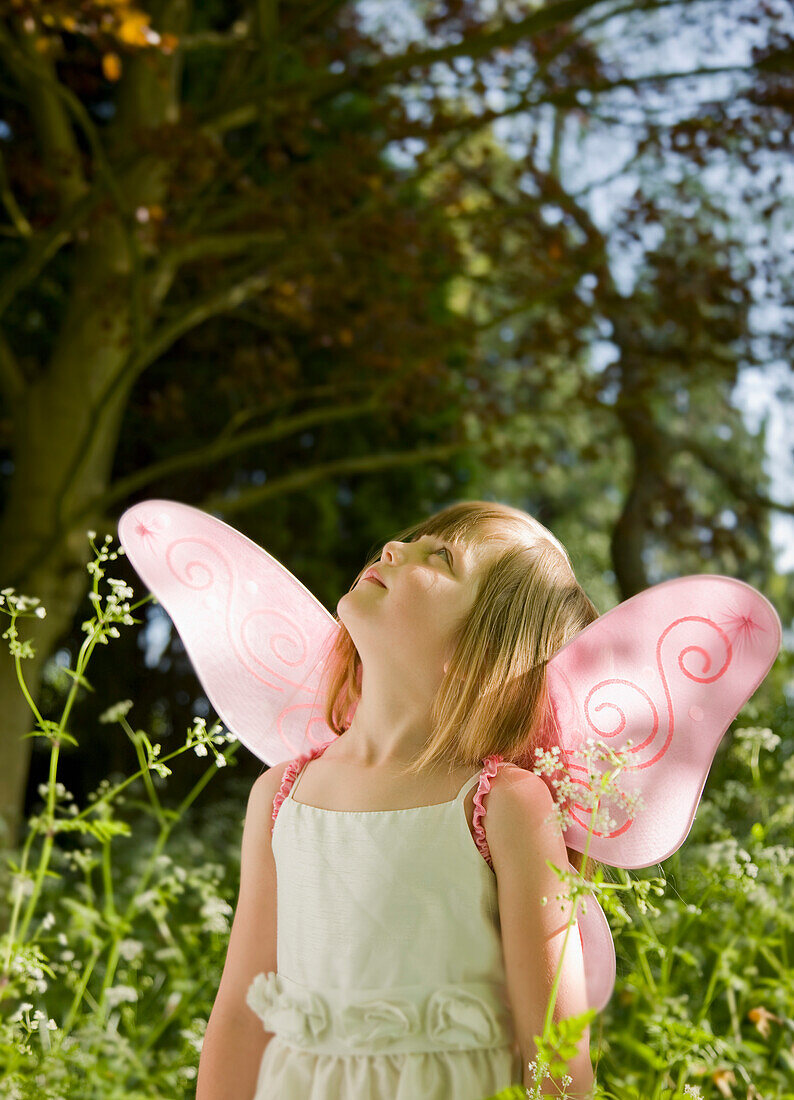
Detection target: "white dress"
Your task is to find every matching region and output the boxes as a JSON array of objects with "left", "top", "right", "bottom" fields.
[{"left": 246, "top": 743, "right": 524, "bottom": 1099}]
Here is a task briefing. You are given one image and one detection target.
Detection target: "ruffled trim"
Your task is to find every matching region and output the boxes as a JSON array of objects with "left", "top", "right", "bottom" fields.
[
  {"left": 246, "top": 971, "right": 509, "bottom": 1054},
  {"left": 247, "top": 971, "right": 330, "bottom": 1047},
  {"left": 472, "top": 753, "right": 506, "bottom": 870},
  {"left": 271, "top": 739, "right": 334, "bottom": 825}
]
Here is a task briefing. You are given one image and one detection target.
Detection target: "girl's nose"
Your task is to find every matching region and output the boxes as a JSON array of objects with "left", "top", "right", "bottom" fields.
[
  {"left": 381, "top": 539, "right": 420, "bottom": 566},
  {"left": 380, "top": 540, "right": 402, "bottom": 564}
]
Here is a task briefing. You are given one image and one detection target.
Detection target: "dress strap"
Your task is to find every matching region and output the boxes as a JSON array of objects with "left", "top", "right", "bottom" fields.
[
  {"left": 471, "top": 754, "right": 509, "bottom": 870},
  {"left": 271, "top": 739, "right": 334, "bottom": 825},
  {"left": 455, "top": 770, "right": 485, "bottom": 801}
]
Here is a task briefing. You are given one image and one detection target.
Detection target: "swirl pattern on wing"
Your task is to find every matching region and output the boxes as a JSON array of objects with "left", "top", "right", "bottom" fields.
[
  {"left": 165, "top": 535, "right": 323, "bottom": 696},
  {"left": 545, "top": 576, "right": 781, "bottom": 866},
  {"left": 118, "top": 500, "right": 340, "bottom": 764}
]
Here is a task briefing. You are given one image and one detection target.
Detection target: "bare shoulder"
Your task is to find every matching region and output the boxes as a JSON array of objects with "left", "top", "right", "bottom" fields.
[
  {"left": 488, "top": 762, "right": 554, "bottom": 803},
  {"left": 247, "top": 759, "right": 293, "bottom": 824},
  {"left": 484, "top": 764, "right": 561, "bottom": 865}
]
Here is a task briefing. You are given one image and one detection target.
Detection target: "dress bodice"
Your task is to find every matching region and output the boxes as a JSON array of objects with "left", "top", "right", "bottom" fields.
[{"left": 246, "top": 740, "right": 518, "bottom": 1058}]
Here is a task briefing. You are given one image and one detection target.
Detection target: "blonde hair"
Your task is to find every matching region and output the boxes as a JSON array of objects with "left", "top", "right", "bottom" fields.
[{"left": 320, "top": 499, "right": 601, "bottom": 882}]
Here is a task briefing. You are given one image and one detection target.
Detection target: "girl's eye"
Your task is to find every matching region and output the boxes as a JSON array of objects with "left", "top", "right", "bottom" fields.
[{"left": 434, "top": 546, "right": 452, "bottom": 566}]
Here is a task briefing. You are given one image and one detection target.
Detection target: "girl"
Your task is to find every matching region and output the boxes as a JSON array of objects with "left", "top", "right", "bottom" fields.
[{"left": 196, "top": 500, "right": 599, "bottom": 1100}]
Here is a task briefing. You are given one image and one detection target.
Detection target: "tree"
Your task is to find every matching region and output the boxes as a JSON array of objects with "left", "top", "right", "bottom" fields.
[{"left": 0, "top": 0, "right": 791, "bottom": 847}]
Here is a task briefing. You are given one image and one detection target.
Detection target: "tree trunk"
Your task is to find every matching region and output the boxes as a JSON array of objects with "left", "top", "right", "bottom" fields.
[{"left": 0, "top": 230, "right": 173, "bottom": 850}]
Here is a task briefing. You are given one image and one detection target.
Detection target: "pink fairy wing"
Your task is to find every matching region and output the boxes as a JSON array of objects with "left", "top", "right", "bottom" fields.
[
  {"left": 118, "top": 500, "right": 339, "bottom": 764},
  {"left": 567, "top": 860, "right": 615, "bottom": 1013},
  {"left": 545, "top": 576, "right": 780, "bottom": 1011},
  {"left": 545, "top": 575, "right": 782, "bottom": 869}
]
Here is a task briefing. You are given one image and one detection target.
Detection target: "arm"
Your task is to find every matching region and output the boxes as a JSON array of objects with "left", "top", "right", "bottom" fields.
[
  {"left": 487, "top": 768, "right": 596, "bottom": 1099},
  {"left": 196, "top": 762, "right": 289, "bottom": 1100}
]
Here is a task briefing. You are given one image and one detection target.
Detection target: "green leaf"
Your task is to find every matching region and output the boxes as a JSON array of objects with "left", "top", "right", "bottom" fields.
[
  {"left": 60, "top": 666, "right": 95, "bottom": 691},
  {"left": 60, "top": 897, "right": 103, "bottom": 929},
  {"left": 618, "top": 1034, "right": 669, "bottom": 1071},
  {"left": 54, "top": 817, "right": 132, "bottom": 842}
]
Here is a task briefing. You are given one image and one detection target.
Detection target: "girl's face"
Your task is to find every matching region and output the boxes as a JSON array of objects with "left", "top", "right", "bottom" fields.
[{"left": 337, "top": 533, "right": 487, "bottom": 679}]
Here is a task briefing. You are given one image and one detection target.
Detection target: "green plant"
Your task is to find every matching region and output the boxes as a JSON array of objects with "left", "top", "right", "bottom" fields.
[
  {"left": 1, "top": 534, "right": 790, "bottom": 1100},
  {"left": 482, "top": 692, "right": 794, "bottom": 1099},
  {"left": 0, "top": 533, "right": 243, "bottom": 1098}
]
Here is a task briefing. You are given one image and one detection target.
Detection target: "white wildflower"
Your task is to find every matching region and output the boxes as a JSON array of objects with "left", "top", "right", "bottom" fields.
[
  {"left": 734, "top": 726, "right": 781, "bottom": 754},
  {"left": 98, "top": 700, "right": 133, "bottom": 724},
  {"left": 104, "top": 985, "right": 138, "bottom": 1008},
  {"left": 200, "top": 895, "right": 233, "bottom": 934},
  {"left": 117, "top": 939, "right": 144, "bottom": 963},
  {"left": 132, "top": 889, "right": 159, "bottom": 910}
]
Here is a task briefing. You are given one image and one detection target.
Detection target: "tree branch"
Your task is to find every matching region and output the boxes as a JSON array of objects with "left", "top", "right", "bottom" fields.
[
  {"left": 0, "top": 187, "right": 105, "bottom": 319},
  {"left": 91, "top": 398, "right": 387, "bottom": 512},
  {"left": 681, "top": 435, "right": 794, "bottom": 517},
  {"left": 35, "top": 265, "right": 276, "bottom": 580},
  {"left": 127, "top": 267, "right": 273, "bottom": 376},
  {"left": 173, "top": 23, "right": 255, "bottom": 52},
  {"left": 0, "top": 145, "right": 32, "bottom": 238},
  {"left": 156, "top": 231, "right": 287, "bottom": 269},
  {"left": 204, "top": 0, "right": 754, "bottom": 141},
  {"left": 200, "top": 0, "right": 604, "bottom": 136},
  {"left": 283, "top": 0, "right": 351, "bottom": 43},
  {"left": 191, "top": 441, "right": 483, "bottom": 519},
  {"left": 0, "top": 326, "right": 28, "bottom": 403},
  {"left": 415, "top": 58, "right": 754, "bottom": 150},
  {"left": 0, "top": 21, "right": 88, "bottom": 209}
]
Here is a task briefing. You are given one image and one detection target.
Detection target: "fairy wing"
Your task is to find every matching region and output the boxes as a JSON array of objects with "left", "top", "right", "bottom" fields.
[
  {"left": 118, "top": 499, "right": 339, "bottom": 764},
  {"left": 544, "top": 574, "right": 782, "bottom": 870},
  {"left": 545, "top": 575, "right": 781, "bottom": 1012},
  {"left": 566, "top": 859, "right": 615, "bottom": 1014}
]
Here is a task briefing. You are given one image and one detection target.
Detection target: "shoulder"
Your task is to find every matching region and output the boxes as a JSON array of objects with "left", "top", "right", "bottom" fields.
[
  {"left": 250, "top": 758, "right": 293, "bottom": 801},
  {"left": 486, "top": 762, "right": 554, "bottom": 806},
  {"left": 483, "top": 764, "right": 563, "bottom": 868},
  {"left": 247, "top": 759, "right": 294, "bottom": 824}
]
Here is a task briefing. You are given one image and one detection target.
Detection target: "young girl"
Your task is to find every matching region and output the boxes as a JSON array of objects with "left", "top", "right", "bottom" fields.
[{"left": 196, "top": 500, "right": 599, "bottom": 1100}]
